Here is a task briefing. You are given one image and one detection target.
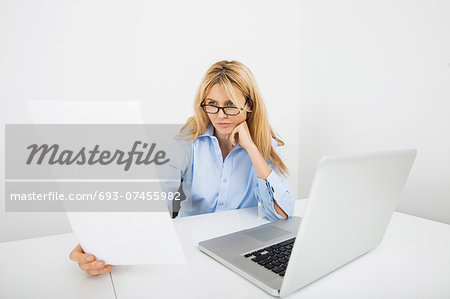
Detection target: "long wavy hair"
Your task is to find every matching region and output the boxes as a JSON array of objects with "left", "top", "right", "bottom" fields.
[{"left": 181, "top": 60, "right": 288, "bottom": 176}]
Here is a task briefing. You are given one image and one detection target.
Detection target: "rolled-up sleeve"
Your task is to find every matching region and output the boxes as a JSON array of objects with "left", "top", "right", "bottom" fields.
[{"left": 255, "top": 165, "right": 295, "bottom": 221}]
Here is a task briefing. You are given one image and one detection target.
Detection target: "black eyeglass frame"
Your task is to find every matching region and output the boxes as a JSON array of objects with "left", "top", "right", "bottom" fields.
[{"left": 200, "top": 98, "right": 252, "bottom": 116}]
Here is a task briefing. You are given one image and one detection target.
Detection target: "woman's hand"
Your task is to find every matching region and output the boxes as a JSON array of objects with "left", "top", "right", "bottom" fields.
[
  {"left": 229, "top": 121, "right": 255, "bottom": 150},
  {"left": 69, "top": 244, "right": 112, "bottom": 276}
]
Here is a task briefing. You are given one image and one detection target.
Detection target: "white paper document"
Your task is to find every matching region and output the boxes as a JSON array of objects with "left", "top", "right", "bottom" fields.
[{"left": 66, "top": 212, "right": 187, "bottom": 265}]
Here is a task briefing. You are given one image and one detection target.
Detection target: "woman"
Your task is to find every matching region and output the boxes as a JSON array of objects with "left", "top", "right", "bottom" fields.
[{"left": 70, "top": 60, "right": 295, "bottom": 275}]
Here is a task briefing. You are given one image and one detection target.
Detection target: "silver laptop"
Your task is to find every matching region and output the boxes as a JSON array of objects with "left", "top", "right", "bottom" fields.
[{"left": 199, "top": 149, "right": 417, "bottom": 297}]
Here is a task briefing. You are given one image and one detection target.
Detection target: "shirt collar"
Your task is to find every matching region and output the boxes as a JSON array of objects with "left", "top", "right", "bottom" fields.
[{"left": 199, "top": 123, "right": 215, "bottom": 138}]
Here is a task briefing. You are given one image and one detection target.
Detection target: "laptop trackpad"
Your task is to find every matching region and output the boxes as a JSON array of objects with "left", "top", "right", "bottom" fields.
[{"left": 245, "top": 226, "right": 291, "bottom": 242}]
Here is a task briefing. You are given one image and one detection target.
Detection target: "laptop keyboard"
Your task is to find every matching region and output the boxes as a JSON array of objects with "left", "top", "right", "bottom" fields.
[{"left": 243, "top": 237, "right": 296, "bottom": 277}]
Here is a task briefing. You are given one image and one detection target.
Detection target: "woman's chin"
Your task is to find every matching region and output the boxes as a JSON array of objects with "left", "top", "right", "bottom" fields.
[{"left": 214, "top": 126, "right": 234, "bottom": 136}]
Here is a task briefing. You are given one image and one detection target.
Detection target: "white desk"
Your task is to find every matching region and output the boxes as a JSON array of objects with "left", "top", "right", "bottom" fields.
[
  {"left": 0, "top": 233, "right": 116, "bottom": 299},
  {"left": 111, "top": 200, "right": 450, "bottom": 299},
  {"left": 1, "top": 199, "right": 449, "bottom": 298}
]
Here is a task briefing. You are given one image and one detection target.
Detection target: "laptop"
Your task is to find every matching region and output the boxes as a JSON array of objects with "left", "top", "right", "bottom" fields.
[{"left": 198, "top": 149, "right": 417, "bottom": 297}]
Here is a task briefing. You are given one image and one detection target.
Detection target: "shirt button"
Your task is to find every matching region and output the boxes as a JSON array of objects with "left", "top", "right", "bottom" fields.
[
  {"left": 219, "top": 202, "right": 224, "bottom": 206},
  {"left": 223, "top": 178, "right": 228, "bottom": 183}
]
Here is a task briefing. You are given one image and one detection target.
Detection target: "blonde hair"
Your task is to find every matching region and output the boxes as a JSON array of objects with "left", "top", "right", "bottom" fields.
[{"left": 181, "top": 60, "right": 288, "bottom": 176}]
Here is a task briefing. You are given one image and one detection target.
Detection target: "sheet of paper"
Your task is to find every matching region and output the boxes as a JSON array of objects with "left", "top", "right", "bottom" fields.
[
  {"left": 28, "top": 101, "right": 187, "bottom": 265},
  {"left": 66, "top": 212, "right": 187, "bottom": 265}
]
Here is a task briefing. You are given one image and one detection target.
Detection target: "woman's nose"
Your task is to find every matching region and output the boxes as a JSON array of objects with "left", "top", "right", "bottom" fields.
[{"left": 217, "top": 108, "right": 228, "bottom": 118}]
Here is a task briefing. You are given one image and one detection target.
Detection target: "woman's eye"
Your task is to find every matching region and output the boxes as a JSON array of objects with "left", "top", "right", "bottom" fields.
[
  {"left": 227, "top": 102, "right": 235, "bottom": 106},
  {"left": 207, "top": 101, "right": 216, "bottom": 105}
]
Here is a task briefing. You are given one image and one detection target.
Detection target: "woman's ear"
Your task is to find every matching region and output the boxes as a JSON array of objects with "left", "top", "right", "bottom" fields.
[{"left": 245, "top": 98, "right": 253, "bottom": 112}]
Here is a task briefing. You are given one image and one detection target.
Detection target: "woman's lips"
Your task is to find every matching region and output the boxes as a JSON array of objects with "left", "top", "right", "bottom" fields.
[{"left": 217, "top": 123, "right": 232, "bottom": 128}]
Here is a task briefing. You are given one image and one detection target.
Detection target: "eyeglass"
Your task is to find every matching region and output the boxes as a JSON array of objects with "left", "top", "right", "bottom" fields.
[{"left": 201, "top": 99, "right": 250, "bottom": 116}]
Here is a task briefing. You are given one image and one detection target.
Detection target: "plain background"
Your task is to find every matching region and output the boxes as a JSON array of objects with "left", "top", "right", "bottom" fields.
[
  {"left": 298, "top": 0, "right": 450, "bottom": 225},
  {"left": 0, "top": 0, "right": 449, "bottom": 242}
]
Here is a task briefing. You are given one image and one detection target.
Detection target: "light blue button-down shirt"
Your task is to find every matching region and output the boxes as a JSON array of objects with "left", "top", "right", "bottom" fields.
[{"left": 165, "top": 124, "right": 294, "bottom": 221}]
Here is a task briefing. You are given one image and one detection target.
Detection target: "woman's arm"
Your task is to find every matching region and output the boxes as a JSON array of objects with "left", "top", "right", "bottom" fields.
[
  {"left": 157, "top": 137, "right": 193, "bottom": 217},
  {"left": 246, "top": 144, "right": 288, "bottom": 219},
  {"left": 229, "top": 121, "right": 291, "bottom": 219}
]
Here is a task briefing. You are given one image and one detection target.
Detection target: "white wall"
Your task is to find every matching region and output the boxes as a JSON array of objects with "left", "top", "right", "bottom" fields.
[
  {"left": 298, "top": 0, "right": 450, "bottom": 224},
  {"left": 0, "top": 0, "right": 301, "bottom": 241}
]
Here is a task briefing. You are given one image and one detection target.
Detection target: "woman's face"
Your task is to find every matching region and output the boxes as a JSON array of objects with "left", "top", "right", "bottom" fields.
[{"left": 204, "top": 83, "right": 248, "bottom": 138}]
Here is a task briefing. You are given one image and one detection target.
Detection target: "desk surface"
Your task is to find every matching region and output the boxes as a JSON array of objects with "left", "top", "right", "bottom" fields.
[
  {"left": 110, "top": 200, "right": 450, "bottom": 299},
  {"left": 1, "top": 200, "right": 450, "bottom": 299},
  {"left": 0, "top": 233, "right": 115, "bottom": 299}
]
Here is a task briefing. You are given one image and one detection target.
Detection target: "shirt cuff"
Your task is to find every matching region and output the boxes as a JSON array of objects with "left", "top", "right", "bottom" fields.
[{"left": 256, "top": 170, "right": 294, "bottom": 221}]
